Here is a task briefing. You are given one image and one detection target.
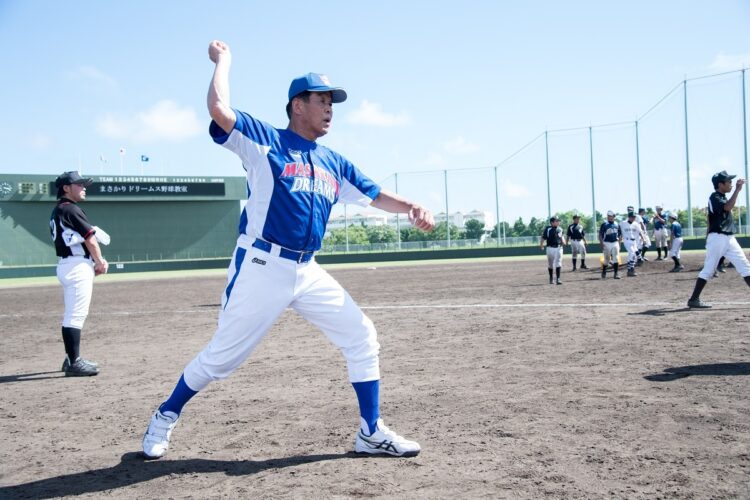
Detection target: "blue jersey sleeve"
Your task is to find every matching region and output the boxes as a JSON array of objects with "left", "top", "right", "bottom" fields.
[
  {"left": 209, "top": 109, "right": 278, "bottom": 170},
  {"left": 336, "top": 154, "right": 381, "bottom": 207}
]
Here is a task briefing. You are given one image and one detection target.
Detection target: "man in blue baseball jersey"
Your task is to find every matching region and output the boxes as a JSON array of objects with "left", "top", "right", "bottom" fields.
[
  {"left": 142, "top": 40, "right": 435, "bottom": 459},
  {"left": 598, "top": 210, "right": 622, "bottom": 279},
  {"left": 687, "top": 170, "right": 750, "bottom": 308},
  {"left": 667, "top": 213, "right": 684, "bottom": 272}
]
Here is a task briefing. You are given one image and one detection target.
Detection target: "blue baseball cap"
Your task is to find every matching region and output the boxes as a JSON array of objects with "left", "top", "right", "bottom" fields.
[{"left": 288, "top": 73, "right": 347, "bottom": 103}]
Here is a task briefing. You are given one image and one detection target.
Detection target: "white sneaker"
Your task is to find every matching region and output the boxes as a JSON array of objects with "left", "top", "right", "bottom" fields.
[
  {"left": 354, "top": 418, "right": 421, "bottom": 457},
  {"left": 142, "top": 409, "right": 179, "bottom": 459}
]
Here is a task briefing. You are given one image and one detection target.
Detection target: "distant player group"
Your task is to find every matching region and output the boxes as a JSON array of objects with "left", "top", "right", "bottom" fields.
[{"left": 540, "top": 170, "right": 750, "bottom": 307}]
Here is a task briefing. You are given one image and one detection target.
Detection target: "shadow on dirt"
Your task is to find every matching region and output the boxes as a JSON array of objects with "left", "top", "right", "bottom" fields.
[
  {"left": 644, "top": 362, "right": 750, "bottom": 382},
  {"left": 0, "top": 451, "right": 362, "bottom": 499}
]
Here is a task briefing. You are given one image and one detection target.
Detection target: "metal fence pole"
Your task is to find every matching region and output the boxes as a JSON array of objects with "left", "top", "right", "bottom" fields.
[
  {"left": 545, "top": 130, "right": 551, "bottom": 219},
  {"left": 494, "top": 166, "right": 500, "bottom": 247},
  {"left": 344, "top": 204, "right": 349, "bottom": 252},
  {"left": 589, "top": 126, "right": 597, "bottom": 236},
  {"left": 395, "top": 172, "right": 401, "bottom": 248},
  {"left": 742, "top": 69, "right": 749, "bottom": 234},
  {"left": 444, "top": 169, "right": 450, "bottom": 247},
  {"left": 683, "top": 79, "right": 693, "bottom": 235},
  {"left": 635, "top": 121, "right": 642, "bottom": 209}
]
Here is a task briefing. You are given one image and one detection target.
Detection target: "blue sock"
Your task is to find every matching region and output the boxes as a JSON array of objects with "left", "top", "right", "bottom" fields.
[
  {"left": 159, "top": 374, "right": 197, "bottom": 416},
  {"left": 352, "top": 379, "right": 380, "bottom": 435}
]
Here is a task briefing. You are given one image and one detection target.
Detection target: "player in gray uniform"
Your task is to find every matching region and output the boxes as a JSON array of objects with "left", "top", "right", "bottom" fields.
[
  {"left": 540, "top": 216, "right": 564, "bottom": 285},
  {"left": 566, "top": 214, "right": 588, "bottom": 271},
  {"left": 50, "top": 171, "right": 110, "bottom": 376},
  {"left": 651, "top": 205, "right": 668, "bottom": 260},
  {"left": 687, "top": 170, "right": 750, "bottom": 308}
]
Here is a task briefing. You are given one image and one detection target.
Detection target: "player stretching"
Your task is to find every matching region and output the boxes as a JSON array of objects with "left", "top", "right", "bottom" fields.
[
  {"left": 142, "top": 40, "right": 435, "bottom": 459},
  {"left": 599, "top": 211, "right": 622, "bottom": 279},
  {"left": 687, "top": 171, "right": 750, "bottom": 308},
  {"left": 566, "top": 214, "right": 588, "bottom": 271},
  {"left": 541, "top": 216, "right": 564, "bottom": 284}
]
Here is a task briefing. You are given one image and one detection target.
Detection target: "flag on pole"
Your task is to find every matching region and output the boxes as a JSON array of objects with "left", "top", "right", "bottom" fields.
[
  {"left": 140, "top": 155, "right": 149, "bottom": 162},
  {"left": 119, "top": 147, "right": 126, "bottom": 156}
]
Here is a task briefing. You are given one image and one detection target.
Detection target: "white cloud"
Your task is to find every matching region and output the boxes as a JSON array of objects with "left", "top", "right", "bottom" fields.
[
  {"left": 501, "top": 180, "right": 531, "bottom": 199},
  {"left": 424, "top": 152, "right": 444, "bottom": 166},
  {"left": 66, "top": 65, "right": 118, "bottom": 90},
  {"left": 96, "top": 100, "right": 202, "bottom": 143},
  {"left": 26, "top": 133, "right": 52, "bottom": 151},
  {"left": 443, "top": 136, "right": 479, "bottom": 154},
  {"left": 709, "top": 51, "right": 750, "bottom": 72},
  {"left": 345, "top": 100, "right": 410, "bottom": 127}
]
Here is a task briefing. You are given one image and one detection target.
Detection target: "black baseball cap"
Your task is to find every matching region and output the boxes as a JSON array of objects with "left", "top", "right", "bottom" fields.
[
  {"left": 55, "top": 171, "right": 93, "bottom": 188},
  {"left": 712, "top": 170, "right": 736, "bottom": 184},
  {"left": 572, "top": 214, "right": 580, "bottom": 219},
  {"left": 627, "top": 211, "right": 636, "bottom": 218},
  {"left": 550, "top": 216, "right": 560, "bottom": 223}
]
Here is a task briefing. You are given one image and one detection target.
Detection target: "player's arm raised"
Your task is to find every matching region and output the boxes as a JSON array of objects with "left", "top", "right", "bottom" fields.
[
  {"left": 724, "top": 178, "right": 745, "bottom": 211},
  {"left": 207, "top": 40, "right": 237, "bottom": 134},
  {"left": 370, "top": 190, "right": 435, "bottom": 231}
]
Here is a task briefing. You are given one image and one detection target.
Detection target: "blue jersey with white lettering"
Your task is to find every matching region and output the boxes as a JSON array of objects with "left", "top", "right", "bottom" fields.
[
  {"left": 599, "top": 221, "right": 621, "bottom": 243},
  {"left": 210, "top": 110, "right": 381, "bottom": 251}
]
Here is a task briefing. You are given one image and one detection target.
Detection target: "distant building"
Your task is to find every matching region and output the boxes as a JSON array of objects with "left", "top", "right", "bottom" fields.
[{"left": 327, "top": 209, "right": 496, "bottom": 233}]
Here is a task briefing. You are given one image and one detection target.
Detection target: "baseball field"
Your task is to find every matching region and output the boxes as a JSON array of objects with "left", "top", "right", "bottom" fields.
[{"left": 0, "top": 253, "right": 748, "bottom": 499}]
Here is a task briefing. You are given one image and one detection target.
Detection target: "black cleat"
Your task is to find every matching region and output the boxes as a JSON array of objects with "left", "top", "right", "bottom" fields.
[
  {"left": 64, "top": 357, "right": 99, "bottom": 377},
  {"left": 687, "top": 299, "right": 712, "bottom": 309},
  {"left": 62, "top": 356, "right": 99, "bottom": 372},
  {"left": 580, "top": 264, "right": 589, "bottom": 269},
  {"left": 556, "top": 278, "right": 562, "bottom": 285}
]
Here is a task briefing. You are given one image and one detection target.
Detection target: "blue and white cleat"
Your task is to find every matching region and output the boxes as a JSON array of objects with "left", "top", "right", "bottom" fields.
[
  {"left": 142, "top": 409, "right": 179, "bottom": 459},
  {"left": 354, "top": 418, "right": 421, "bottom": 457}
]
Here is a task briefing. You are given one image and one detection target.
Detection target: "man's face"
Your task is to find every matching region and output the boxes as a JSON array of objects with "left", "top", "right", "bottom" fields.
[
  {"left": 296, "top": 91, "right": 333, "bottom": 138},
  {"left": 607, "top": 215, "right": 614, "bottom": 222},
  {"left": 63, "top": 183, "right": 87, "bottom": 202},
  {"left": 718, "top": 179, "right": 733, "bottom": 194}
]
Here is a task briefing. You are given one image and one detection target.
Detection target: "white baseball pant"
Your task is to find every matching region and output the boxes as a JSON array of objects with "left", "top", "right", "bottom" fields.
[
  {"left": 697, "top": 233, "right": 750, "bottom": 280},
  {"left": 56, "top": 256, "right": 95, "bottom": 329},
  {"left": 546, "top": 246, "right": 563, "bottom": 268},
  {"left": 570, "top": 240, "right": 586, "bottom": 259},
  {"left": 669, "top": 237, "right": 683, "bottom": 259},
  {"left": 653, "top": 228, "right": 667, "bottom": 247},
  {"left": 602, "top": 241, "right": 619, "bottom": 266},
  {"left": 623, "top": 238, "right": 638, "bottom": 269},
  {"left": 183, "top": 238, "right": 380, "bottom": 392}
]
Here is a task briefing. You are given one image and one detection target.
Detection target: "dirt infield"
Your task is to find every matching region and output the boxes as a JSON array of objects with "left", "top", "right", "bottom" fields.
[{"left": 1, "top": 253, "right": 749, "bottom": 499}]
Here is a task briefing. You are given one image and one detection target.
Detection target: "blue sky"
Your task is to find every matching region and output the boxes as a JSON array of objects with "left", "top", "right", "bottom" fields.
[{"left": 1, "top": 0, "right": 749, "bottom": 223}]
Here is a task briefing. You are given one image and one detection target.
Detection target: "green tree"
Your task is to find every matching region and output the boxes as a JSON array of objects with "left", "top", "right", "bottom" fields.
[
  {"left": 511, "top": 217, "right": 527, "bottom": 237},
  {"left": 427, "top": 221, "right": 464, "bottom": 241},
  {"left": 463, "top": 219, "right": 486, "bottom": 239},
  {"left": 490, "top": 221, "right": 511, "bottom": 238},
  {"left": 400, "top": 226, "right": 429, "bottom": 242},
  {"left": 324, "top": 225, "right": 369, "bottom": 245},
  {"left": 366, "top": 224, "right": 397, "bottom": 243}
]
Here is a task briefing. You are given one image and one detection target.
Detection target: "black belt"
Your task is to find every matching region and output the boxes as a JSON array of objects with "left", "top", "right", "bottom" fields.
[
  {"left": 711, "top": 231, "right": 734, "bottom": 236},
  {"left": 570, "top": 238, "right": 583, "bottom": 241},
  {"left": 252, "top": 239, "right": 314, "bottom": 263}
]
